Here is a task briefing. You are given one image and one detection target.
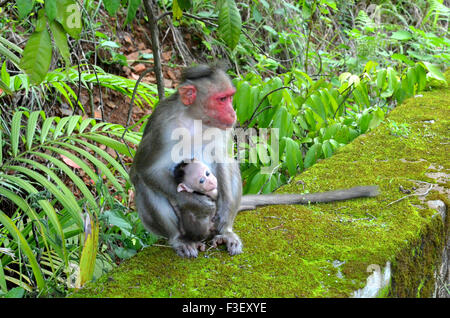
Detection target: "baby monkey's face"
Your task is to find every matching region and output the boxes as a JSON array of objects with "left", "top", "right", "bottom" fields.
[{"left": 184, "top": 162, "right": 217, "bottom": 193}]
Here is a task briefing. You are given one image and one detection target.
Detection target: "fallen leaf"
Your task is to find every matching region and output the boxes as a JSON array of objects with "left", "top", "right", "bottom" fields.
[
  {"left": 167, "top": 69, "right": 177, "bottom": 80},
  {"left": 126, "top": 51, "right": 139, "bottom": 63},
  {"left": 60, "top": 154, "right": 81, "bottom": 169},
  {"left": 162, "top": 51, "right": 172, "bottom": 61},
  {"left": 133, "top": 63, "right": 146, "bottom": 73},
  {"left": 137, "top": 42, "right": 146, "bottom": 50},
  {"left": 123, "top": 34, "right": 132, "bottom": 44},
  {"left": 106, "top": 100, "right": 116, "bottom": 109},
  {"left": 164, "top": 78, "right": 173, "bottom": 88}
]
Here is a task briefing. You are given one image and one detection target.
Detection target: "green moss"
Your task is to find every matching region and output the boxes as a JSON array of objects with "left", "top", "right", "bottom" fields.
[{"left": 71, "top": 71, "right": 450, "bottom": 298}]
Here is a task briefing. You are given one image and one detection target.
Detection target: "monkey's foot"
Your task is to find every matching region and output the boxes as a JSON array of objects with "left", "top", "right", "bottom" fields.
[
  {"left": 171, "top": 240, "right": 206, "bottom": 258},
  {"left": 211, "top": 232, "right": 243, "bottom": 256}
]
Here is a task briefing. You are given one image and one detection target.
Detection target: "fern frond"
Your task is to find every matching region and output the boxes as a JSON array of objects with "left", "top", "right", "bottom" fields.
[
  {"left": 0, "top": 110, "right": 142, "bottom": 293},
  {"left": 423, "top": 0, "right": 450, "bottom": 27}
]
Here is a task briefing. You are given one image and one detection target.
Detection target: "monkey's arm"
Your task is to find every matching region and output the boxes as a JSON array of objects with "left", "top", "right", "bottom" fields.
[
  {"left": 238, "top": 186, "right": 379, "bottom": 211},
  {"left": 211, "top": 162, "right": 243, "bottom": 255}
]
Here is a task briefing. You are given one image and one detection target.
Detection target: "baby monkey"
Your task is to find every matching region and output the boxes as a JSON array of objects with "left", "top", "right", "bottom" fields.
[{"left": 171, "top": 159, "right": 218, "bottom": 253}]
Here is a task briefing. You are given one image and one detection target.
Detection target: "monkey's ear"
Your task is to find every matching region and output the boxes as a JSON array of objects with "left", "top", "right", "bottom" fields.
[
  {"left": 177, "top": 183, "right": 194, "bottom": 193},
  {"left": 178, "top": 85, "right": 197, "bottom": 105}
]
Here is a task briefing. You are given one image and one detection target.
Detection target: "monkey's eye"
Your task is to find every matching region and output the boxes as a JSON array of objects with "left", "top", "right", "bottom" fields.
[
  {"left": 199, "top": 177, "right": 205, "bottom": 184},
  {"left": 219, "top": 96, "right": 228, "bottom": 102},
  {"left": 205, "top": 171, "right": 210, "bottom": 176}
]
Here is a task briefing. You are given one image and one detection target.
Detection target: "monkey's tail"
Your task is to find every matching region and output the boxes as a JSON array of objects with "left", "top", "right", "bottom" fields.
[{"left": 238, "top": 186, "right": 379, "bottom": 212}]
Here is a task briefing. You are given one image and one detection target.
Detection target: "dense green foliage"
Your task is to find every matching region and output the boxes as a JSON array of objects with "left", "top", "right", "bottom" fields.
[{"left": 0, "top": 0, "right": 448, "bottom": 297}]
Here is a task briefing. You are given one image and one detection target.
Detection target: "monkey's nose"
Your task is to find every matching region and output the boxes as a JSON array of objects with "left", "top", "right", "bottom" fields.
[{"left": 206, "top": 180, "right": 217, "bottom": 190}]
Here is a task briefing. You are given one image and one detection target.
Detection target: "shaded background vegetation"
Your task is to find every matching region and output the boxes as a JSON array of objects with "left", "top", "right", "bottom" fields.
[{"left": 0, "top": 0, "right": 448, "bottom": 297}]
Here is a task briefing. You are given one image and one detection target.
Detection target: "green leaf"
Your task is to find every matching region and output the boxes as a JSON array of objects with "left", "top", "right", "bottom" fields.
[
  {"left": 54, "top": 141, "right": 124, "bottom": 192},
  {"left": 19, "top": 26, "right": 52, "bottom": 84},
  {"left": 217, "top": 0, "right": 242, "bottom": 50},
  {"left": 74, "top": 138, "right": 129, "bottom": 181},
  {"left": 309, "top": 94, "right": 327, "bottom": 122},
  {"left": 391, "top": 53, "right": 414, "bottom": 66},
  {"left": 322, "top": 140, "right": 334, "bottom": 158},
  {"left": 31, "top": 150, "right": 98, "bottom": 211},
  {"left": 11, "top": 111, "right": 23, "bottom": 157},
  {"left": 421, "top": 62, "right": 446, "bottom": 82},
  {"left": 247, "top": 172, "right": 269, "bottom": 194},
  {"left": 376, "top": 69, "right": 386, "bottom": 91},
  {"left": 358, "top": 110, "right": 371, "bottom": 134},
  {"left": 65, "top": 115, "right": 81, "bottom": 136},
  {"left": 43, "top": 145, "right": 99, "bottom": 188},
  {"left": 56, "top": 0, "right": 82, "bottom": 39},
  {"left": 1, "top": 174, "right": 67, "bottom": 263},
  {"left": 304, "top": 143, "right": 322, "bottom": 169},
  {"left": 0, "top": 210, "right": 46, "bottom": 291},
  {"left": 103, "top": 210, "right": 132, "bottom": 235},
  {"left": 0, "top": 79, "right": 12, "bottom": 95},
  {"left": 284, "top": 137, "right": 302, "bottom": 176},
  {"left": 49, "top": 20, "right": 71, "bottom": 67},
  {"left": 234, "top": 81, "right": 251, "bottom": 123},
  {"left": 0, "top": 130, "right": 2, "bottom": 165},
  {"left": 4, "top": 287, "right": 25, "bottom": 298},
  {"left": 7, "top": 165, "right": 84, "bottom": 228},
  {"left": 26, "top": 111, "right": 42, "bottom": 150},
  {"left": 45, "top": 0, "right": 57, "bottom": 21},
  {"left": 125, "top": 0, "right": 141, "bottom": 25},
  {"left": 83, "top": 133, "right": 131, "bottom": 156},
  {"left": 103, "top": 0, "right": 121, "bottom": 15},
  {"left": 173, "top": 0, "right": 183, "bottom": 20},
  {"left": 391, "top": 30, "right": 412, "bottom": 41},
  {"left": 16, "top": 0, "right": 35, "bottom": 19},
  {"left": 53, "top": 116, "right": 71, "bottom": 140},
  {"left": 177, "top": 0, "right": 192, "bottom": 10},
  {"left": 415, "top": 64, "right": 427, "bottom": 91},
  {"left": 1, "top": 62, "right": 10, "bottom": 87},
  {"left": 272, "top": 107, "right": 292, "bottom": 139},
  {"left": 114, "top": 247, "right": 137, "bottom": 260},
  {"left": 40, "top": 116, "right": 57, "bottom": 144},
  {"left": 77, "top": 214, "right": 98, "bottom": 288},
  {"left": 0, "top": 258, "right": 6, "bottom": 293}
]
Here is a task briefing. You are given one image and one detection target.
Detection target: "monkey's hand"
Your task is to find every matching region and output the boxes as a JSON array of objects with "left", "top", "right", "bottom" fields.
[{"left": 211, "top": 232, "right": 242, "bottom": 256}]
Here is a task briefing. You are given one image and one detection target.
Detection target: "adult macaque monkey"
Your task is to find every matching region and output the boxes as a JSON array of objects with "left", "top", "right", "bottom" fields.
[
  {"left": 130, "top": 65, "right": 243, "bottom": 258},
  {"left": 130, "top": 64, "right": 379, "bottom": 258}
]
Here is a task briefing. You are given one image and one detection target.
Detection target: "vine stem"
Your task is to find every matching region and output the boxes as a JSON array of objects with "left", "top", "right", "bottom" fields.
[{"left": 244, "top": 86, "right": 292, "bottom": 128}]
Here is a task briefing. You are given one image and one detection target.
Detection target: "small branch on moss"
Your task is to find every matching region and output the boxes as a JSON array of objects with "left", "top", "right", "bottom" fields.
[
  {"left": 385, "top": 184, "right": 434, "bottom": 207},
  {"left": 152, "top": 243, "right": 172, "bottom": 248}
]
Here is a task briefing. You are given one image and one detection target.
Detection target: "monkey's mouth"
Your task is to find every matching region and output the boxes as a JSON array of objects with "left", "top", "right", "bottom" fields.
[
  {"left": 205, "top": 119, "right": 235, "bottom": 130},
  {"left": 217, "top": 122, "right": 235, "bottom": 130}
]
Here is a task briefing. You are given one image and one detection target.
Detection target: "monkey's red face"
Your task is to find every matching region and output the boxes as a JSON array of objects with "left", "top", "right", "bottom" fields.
[
  {"left": 179, "top": 84, "right": 237, "bottom": 129},
  {"left": 205, "top": 88, "right": 236, "bottom": 129}
]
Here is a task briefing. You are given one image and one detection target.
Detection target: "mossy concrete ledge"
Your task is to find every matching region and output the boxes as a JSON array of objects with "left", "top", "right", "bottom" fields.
[{"left": 72, "top": 73, "right": 450, "bottom": 298}]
